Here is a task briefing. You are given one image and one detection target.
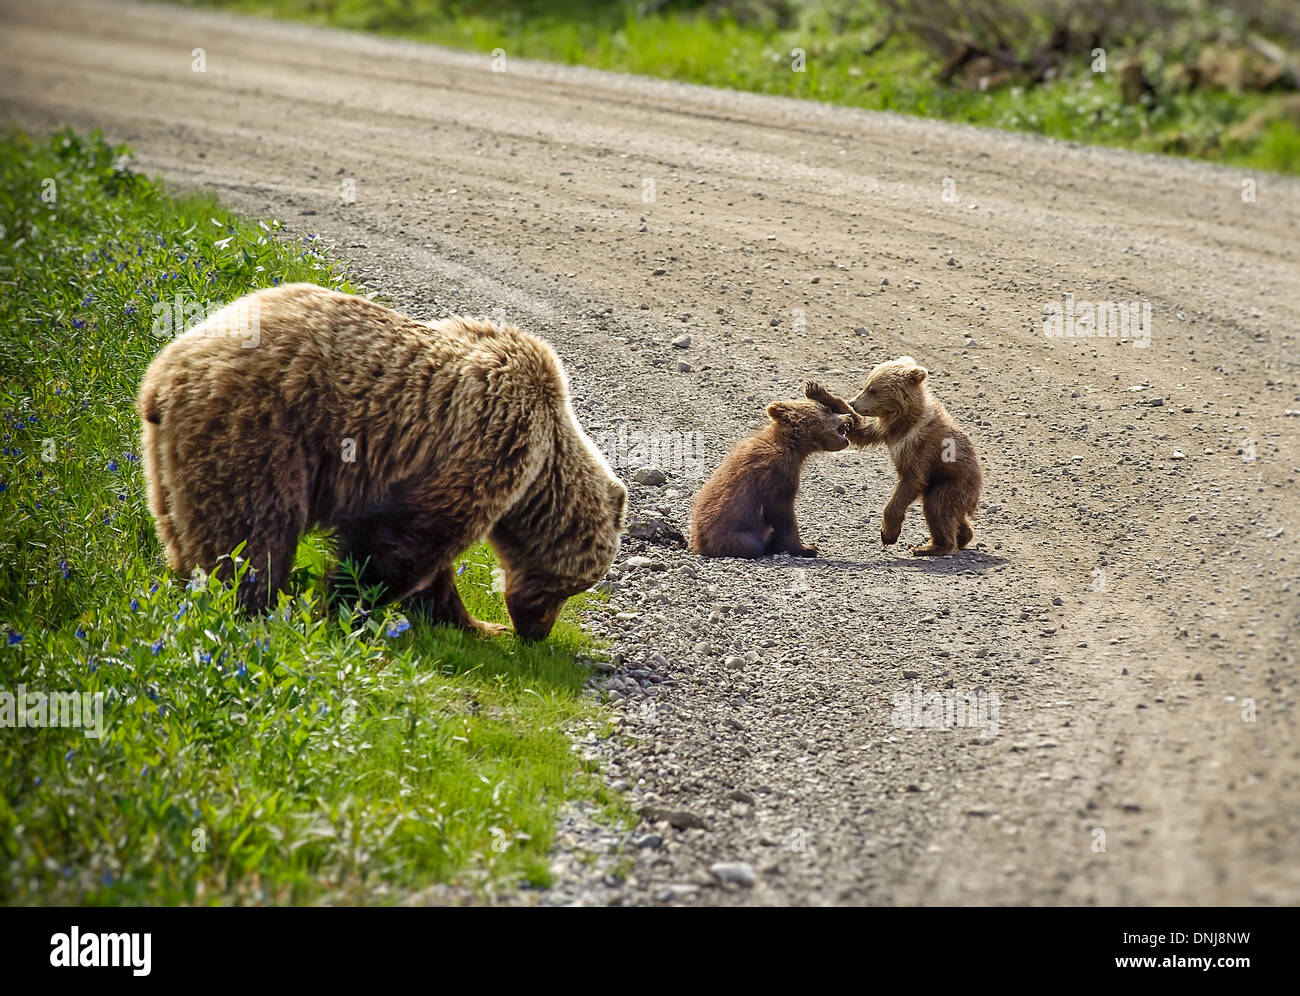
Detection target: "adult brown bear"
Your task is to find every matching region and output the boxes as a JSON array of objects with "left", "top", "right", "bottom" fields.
[{"left": 136, "top": 283, "right": 626, "bottom": 640}]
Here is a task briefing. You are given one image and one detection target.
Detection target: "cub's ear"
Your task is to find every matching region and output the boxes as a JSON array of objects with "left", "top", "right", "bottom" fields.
[
  {"left": 766, "top": 401, "right": 796, "bottom": 423},
  {"left": 907, "top": 366, "right": 929, "bottom": 384}
]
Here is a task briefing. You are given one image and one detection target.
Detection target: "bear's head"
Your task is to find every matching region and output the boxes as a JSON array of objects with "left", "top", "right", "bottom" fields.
[
  {"left": 848, "top": 356, "right": 931, "bottom": 425},
  {"left": 765, "top": 399, "right": 854, "bottom": 453},
  {"left": 491, "top": 430, "right": 627, "bottom": 641}
]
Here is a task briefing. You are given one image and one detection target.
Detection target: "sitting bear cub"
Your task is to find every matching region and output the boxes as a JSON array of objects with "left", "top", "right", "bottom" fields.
[
  {"left": 806, "top": 356, "right": 982, "bottom": 556},
  {"left": 137, "top": 283, "right": 626, "bottom": 640},
  {"left": 689, "top": 397, "right": 854, "bottom": 558}
]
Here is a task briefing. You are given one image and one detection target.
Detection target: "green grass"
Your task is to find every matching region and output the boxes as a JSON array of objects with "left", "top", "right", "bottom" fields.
[
  {"left": 0, "top": 130, "right": 622, "bottom": 905},
  {"left": 174, "top": 0, "right": 1300, "bottom": 174}
]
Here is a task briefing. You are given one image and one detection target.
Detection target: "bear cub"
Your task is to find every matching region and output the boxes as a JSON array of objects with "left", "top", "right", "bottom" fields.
[
  {"left": 806, "top": 355, "right": 982, "bottom": 555},
  {"left": 690, "top": 397, "right": 854, "bottom": 558}
]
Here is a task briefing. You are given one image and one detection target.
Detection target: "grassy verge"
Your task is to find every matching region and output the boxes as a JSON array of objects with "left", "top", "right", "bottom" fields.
[
  {"left": 176, "top": 0, "right": 1300, "bottom": 174},
  {"left": 0, "top": 130, "right": 618, "bottom": 905}
]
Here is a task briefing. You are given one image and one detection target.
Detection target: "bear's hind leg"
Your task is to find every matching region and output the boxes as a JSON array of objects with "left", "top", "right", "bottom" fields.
[
  {"left": 167, "top": 439, "right": 308, "bottom": 611},
  {"left": 912, "top": 483, "right": 961, "bottom": 556},
  {"left": 704, "top": 526, "right": 770, "bottom": 559},
  {"left": 141, "top": 420, "right": 181, "bottom": 569},
  {"left": 231, "top": 530, "right": 301, "bottom": 614},
  {"left": 208, "top": 489, "right": 306, "bottom": 612},
  {"left": 957, "top": 518, "right": 975, "bottom": 549}
]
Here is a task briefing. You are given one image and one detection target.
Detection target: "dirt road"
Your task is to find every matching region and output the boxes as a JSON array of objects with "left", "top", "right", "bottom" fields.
[{"left": 3, "top": 0, "right": 1298, "bottom": 905}]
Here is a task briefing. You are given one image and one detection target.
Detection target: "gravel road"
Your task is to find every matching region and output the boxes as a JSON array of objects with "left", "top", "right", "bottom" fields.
[{"left": 3, "top": 0, "right": 1298, "bottom": 906}]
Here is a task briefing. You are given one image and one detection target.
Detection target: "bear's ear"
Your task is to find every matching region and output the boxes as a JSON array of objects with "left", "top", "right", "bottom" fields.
[
  {"left": 766, "top": 401, "right": 796, "bottom": 424},
  {"left": 907, "top": 365, "right": 928, "bottom": 384}
]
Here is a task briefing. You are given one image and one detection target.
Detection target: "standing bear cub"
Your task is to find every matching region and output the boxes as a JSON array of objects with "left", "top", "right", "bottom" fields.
[
  {"left": 806, "top": 355, "right": 982, "bottom": 556},
  {"left": 689, "top": 397, "right": 854, "bottom": 558},
  {"left": 137, "top": 283, "right": 626, "bottom": 640}
]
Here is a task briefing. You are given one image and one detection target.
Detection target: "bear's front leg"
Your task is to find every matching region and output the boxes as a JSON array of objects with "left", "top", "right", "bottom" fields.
[
  {"left": 804, "top": 381, "right": 885, "bottom": 447},
  {"left": 804, "top": 380, "right": 853, "bottom": 415},
  {"left": 405, "top": 567, "right": 508, "bottom": 636},
  {"left": 336, "top": 492, "right": 503, "bottom": 635},
  {"left": 881, "top": 480, "right": 922, "bottom": 546}
]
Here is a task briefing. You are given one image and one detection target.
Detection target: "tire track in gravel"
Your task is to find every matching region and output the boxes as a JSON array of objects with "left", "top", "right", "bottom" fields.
[{"left": 3, "top": 0, "right": 1297, "bottom": 905}]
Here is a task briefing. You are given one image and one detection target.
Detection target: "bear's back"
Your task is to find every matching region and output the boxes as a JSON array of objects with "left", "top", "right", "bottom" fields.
[
  {"left": 139, "top": 283, "right": 589, "bottom": 517},
  {"left": 151, "top": 283, "right": 567, "bottom": 421}
]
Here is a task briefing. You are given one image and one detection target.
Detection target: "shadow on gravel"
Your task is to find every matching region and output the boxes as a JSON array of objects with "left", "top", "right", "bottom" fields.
[
  {"left": 737, "top": 552, "right": 1007, "bottom": 575},
  {"left": 879, "top": 552, "right": 1009, "bottom": 573},
  {"left": 743, "top": 556, "right": 881, "bottom": 574}
]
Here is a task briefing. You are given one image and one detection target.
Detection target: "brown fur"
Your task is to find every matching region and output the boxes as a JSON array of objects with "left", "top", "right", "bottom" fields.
[
  {"left": 136, "top": 283, "right": 626, "bottom": 640},
  {"left": 806, "top": 356, "right": 982, "bottom": 555},
  {"left": 689, "top": 399, "right": 854, "bottom": 558}
]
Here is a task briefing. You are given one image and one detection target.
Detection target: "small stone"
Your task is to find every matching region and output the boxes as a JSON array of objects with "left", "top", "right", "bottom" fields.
[
  {"left": 640, "top": 806, "right": 708, "bottom": 830},
  {"left": 626, "top": 514, "right": 686, "bottom": 545},
  {"left": 672, "top": 334, "right": 691, "bottom": 349},
  {"left": 635, "top": 833, "right": 664, "bottom": 849},
  {"left": 625, "top": 556, "right": 666, "bottom": 571},
  {"left": 724, "top": 655, "right": 745, "bottom": 670},
  {"left": 676, "top": 360, "right": 693, "bottom": 372},
  {"left": 633, "top": 467, "right": 668, "bottom": 486},
  {"left": 710, "top": 862, "right": 757, "bottom": 888}
]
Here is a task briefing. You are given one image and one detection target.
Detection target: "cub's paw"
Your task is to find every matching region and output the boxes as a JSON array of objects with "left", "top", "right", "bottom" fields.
[
  {"left": 910, "top": 544, "right": 952, "bottom": 557},
  {"left": 791, "top": 544, "right": 820, "bottom": 558},
  {"left": 804, "top": 380, "right": 838, "bottom": 409},
  {"left": 881, "top": 523, "right": 901, "bottom": 545}
]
